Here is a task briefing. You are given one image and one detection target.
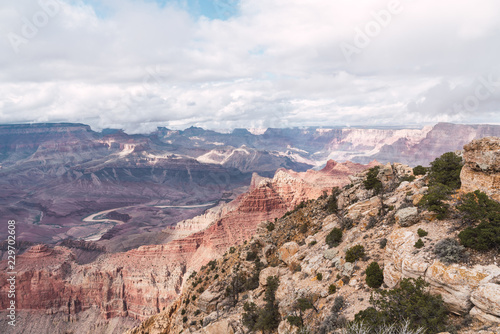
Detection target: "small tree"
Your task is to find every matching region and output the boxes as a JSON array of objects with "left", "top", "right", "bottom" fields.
[
  {"left": 354, "top": 277, "right": 448, "bottom": 333},
  {"left": 413, "top": 165, "right": 427, "bottom": 176},
  {"left": 345, "top": 245, "right": 365, "bottom": 263},
  {"left": 326, "top": 228, "right": 343, "bottom": 248},
  {"left": 326, "top": 187, "right": 341, "bottom": 214},
  {"left": 457, "top": 190, "right": 500, "bottom": 251},
  {"left": 364, "top": 166, "right": 383, "bottom": 194},
  {"left": 365, "top": 262, "right": 384, "bottom": 288},
  {"left": 418, "top": 184, "right": 451, "bottom": 219},
  {"left": 428, "top": 152, "right": 463, "bottom": 189}
]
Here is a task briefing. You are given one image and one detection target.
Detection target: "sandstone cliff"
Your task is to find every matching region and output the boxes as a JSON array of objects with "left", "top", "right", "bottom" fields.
[
  {"left": 460, "top": 136, "right": 500, "bottom": 201},
  {"left": 0, "top": 161, "right": 372, "bottom": 333},
  {"left": 128, "top": 138, "right": 500, "bottom": 334}
]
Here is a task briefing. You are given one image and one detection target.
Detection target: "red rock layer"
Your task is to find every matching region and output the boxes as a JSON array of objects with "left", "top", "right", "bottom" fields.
[{"left": 0, "top": 161, "right": 372, "bottom": 322}]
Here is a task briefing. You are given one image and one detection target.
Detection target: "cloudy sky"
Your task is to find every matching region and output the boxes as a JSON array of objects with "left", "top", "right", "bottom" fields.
[{"left": 1, "top": 0, "right": 499, "bottom": 133}]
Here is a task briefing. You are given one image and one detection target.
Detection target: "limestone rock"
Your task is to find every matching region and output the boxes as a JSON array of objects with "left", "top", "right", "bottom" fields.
[
  {"left": 460, "top": 136, "right": 500, "bottom": 201},
  {"left": 395, "top": 207, "right": 419, "bottom": 227},
  {"left": 323, "top": 249, "right": 338, "bottom": 260},
  {"left": 196, "top": 319, "right": 235, "bottom": 334},
  {"left": 470, "top": 306, "right": 500, "bottom": 324},
  {"left": 197, "top": 290, "right": 221, "bottom": 314},
  {"left": 470, "top": 283, "right": 500, "bottom": 317},
  {"left": 426, "top": 261, "right": 489, "bottom": 314},
  {"left": 346, "top": 196, "right": 381, "bottom": 220},
  {"left": 278, "top": 242, "right": 300, "bottom": 265},
  {"left": 383, "top": 262, "right": 402, "bottom": 288}
]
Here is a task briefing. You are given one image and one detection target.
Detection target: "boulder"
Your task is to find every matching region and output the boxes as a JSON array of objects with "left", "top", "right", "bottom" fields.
[
  {"left": 470, "top": 283, "right": 500, "bottom": 317},
  {"left": 278, "top": 242, "right": 300, "bottom": 265},
  {"left": 470, "top": 306, "right": 500, "bottom": 324},
  {"left": 197, "top": 319, "right": 236, "bottom": 334},
  {"left": 383, "top": 262, "right": 402, "bottom": 288},
  {"left": 395, "top": 207, "right": 419, "bottom": 227},
  {"left": 460, "top": 137, "right": 500, "bottom": 201},
  {"left": 197, "top": 290, "right": 221, "bottom": 314},
  {"left": 323, "top": 249, "right": 338, "bottom": 260},
  {"left": 426, "top": 261, "right": 489, "bottom": 314}
]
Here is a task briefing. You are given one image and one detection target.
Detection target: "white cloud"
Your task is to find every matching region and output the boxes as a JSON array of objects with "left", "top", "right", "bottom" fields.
[{"left": 0, "top": 0, "right": 499, "bottom": 133}]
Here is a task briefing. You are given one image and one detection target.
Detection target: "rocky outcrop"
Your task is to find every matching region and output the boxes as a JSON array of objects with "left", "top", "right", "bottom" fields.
[
  {"left": 384, "top": 226, "right": 500, "bottom": 317},
  {"left": 395, "top": 207, "right": 419, "bottom": 227},
  {"left": 460, "top": 137, "right": 500, "bottom": 201}
]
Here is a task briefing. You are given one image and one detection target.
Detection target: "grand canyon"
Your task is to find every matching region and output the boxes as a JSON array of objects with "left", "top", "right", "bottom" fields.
[{"left": 1, "top": 123, "right": 500, "bottom": 333}]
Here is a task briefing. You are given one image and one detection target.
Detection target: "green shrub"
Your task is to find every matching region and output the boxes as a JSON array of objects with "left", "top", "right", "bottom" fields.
[
  {"left": 366, "top": 216, "right": 378, "bottom": 229},
  {"left": 434, "top": 238, "right": 468, "bottom": 264},
  {"left": 182, "top": 316, "right": 188, "bottom": 323},
  {"left": 229, "top": 246, "right": 236, "bottom": 254},
  {"left": 459, "top": 223, "right": 500, "bottom": 251},
  {"left": 308, "top": 240, "right": 317, "bottom": 247},
  {"left": 401, "top": 175, "right": 416, "bottom": 183},
  {"left": 326, "top": 228, "right": 343, "bottom": 248},
  {"left": 328, "top": 284, "right": 337, "bottom": 294},
  {"left": 242, "top": 302, "right": 259, "bottom": 330},
  {"left": 353, "top": 277, "right": 448, "bottom": 333},
  {"left": 345, "top": 245, "right": 365, "bottom": 263},
  {"left": 296, "top": 298, "right": 315, "bottom": 312},
  {"left": 428, "top": 152, "right": 463, "bottom": 189},
  {"left": 379, "top": 238, "right": 387, "bottom": 249},
  {"left": 414, "top": 239, "right": 424, "bottom": 249},
  {"left": 316, "top": 273, "right": 323, "bottom": 281},
  {"left": 194, "top": 309, "right": 201, "bottom": 316},
  {"left": 181, "top": 309, "right": 186, "bottom": 315},
  {"left": 266, "top": 221, "right": 275, "bottom": 232},
  {"left": 325, "top": 187, "right": 341, "bottom": 213},
  {"left": 340, "top": 217, "right": 354, "bottom": 230},
  {"left": 413, "top": 165, "right": 427, "bottom": 176},
  {"left": 457, "top": 191, "right": 500, "bottom": 251},
  {"left": 242, "top": 276, "right": 281, "bottom": 331},
  {"left": 418, "top": 184, "right": 451, "bottom": 219},
  {"left": 365, "top": 262, "right": 384, "bottom": 289},
  {"left": 286, "top": 315, "right": 303, "bottom": 328},
  {"left": 318, "top": 296, "right": 345, "bottom": 334},
  {"left": 246, "top": 251, "right": 257, "bottom": 261},
  {"left": 417, "top": 228, "right": 428, "bottom": 237},
  {"left": 364, "top": 166, "right": 383, "bottom": 194}
]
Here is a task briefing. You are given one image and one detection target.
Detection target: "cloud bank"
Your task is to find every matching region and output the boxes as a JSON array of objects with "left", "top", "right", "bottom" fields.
[{"left": 1, "top": 0, "right": 499, "bottom": 133}]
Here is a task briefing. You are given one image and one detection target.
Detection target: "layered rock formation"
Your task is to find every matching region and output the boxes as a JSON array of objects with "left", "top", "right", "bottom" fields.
[
  {"left": 460, "top": 136, "right": 500, "bottom": 201},
  {"left": 128, "top": 139, "right": 500, "bottom": 334},
  {"left": 0, "top": 160, "right": 372, "bottom": 333}
]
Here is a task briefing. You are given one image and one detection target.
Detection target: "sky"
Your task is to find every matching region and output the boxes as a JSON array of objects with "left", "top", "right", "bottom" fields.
[{"left": 0, "top": 0, "right": 500, "bottom": 133}]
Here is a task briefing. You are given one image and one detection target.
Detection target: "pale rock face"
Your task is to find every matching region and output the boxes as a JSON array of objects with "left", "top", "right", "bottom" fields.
[
  {"left": 383, "top": 262, "right": 402, "bottom": 288},
  {"left": 470, "top": 283, "right": 500, "bottom": 317},
  {"left": 460, "top": 136, "right": 500, "bottom": 201},
  {"left": 194, "top": 319, "right": 237, "bottom": 334},
  {"left": 346, "top": 196, "right": 381, "bottom": 220},
  {"left": 470, "top": 307, "right": 500, "bottom": 324},
  {"left": 323, "top": 249, "right": 338, "bottom": 260},
  {"left": 395, "top": 207, "right": 419, "bottom": 227},
  {"left": 385, "top": 229, "right": 416, "bottom": 272},
  {"left": 278, "top": 242, "right": 300, "bottom": 265},
  {"left": 425, "top": 262, "right": 489, "bottom": 314},
  {"left": 196, "top": 290, "right": 221, "bottom": 314}
]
